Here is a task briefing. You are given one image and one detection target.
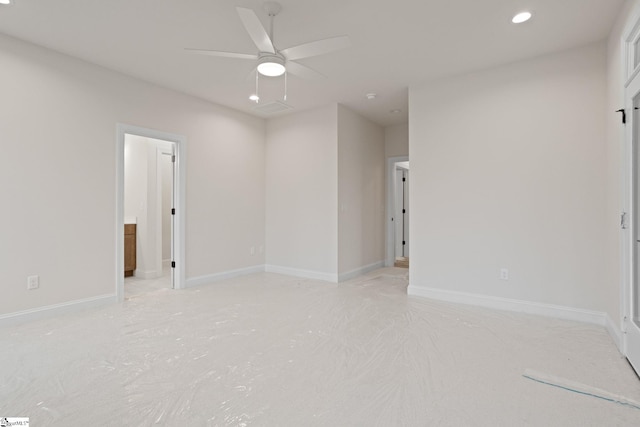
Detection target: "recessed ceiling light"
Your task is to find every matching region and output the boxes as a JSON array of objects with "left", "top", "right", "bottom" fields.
[
  {"left": 390, "top": 109, "right": 402, "bottom": 114},
  {"left": 0, "top": 0, "right": 12, "bottom": 4},
  {"left": 366, "top": 93, "right": 377, "bottom": 100},
  {"left": 512, "top": 11, "right": 532, "bottom": 24},
  {"left": 249, "top": 94, "right": 260, "bottom": 103}
]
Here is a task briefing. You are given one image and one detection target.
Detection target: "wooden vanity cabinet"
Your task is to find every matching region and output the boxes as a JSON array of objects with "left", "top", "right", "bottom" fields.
[{"left": 124, "top": 224, "right": 136, "bottom": 277}]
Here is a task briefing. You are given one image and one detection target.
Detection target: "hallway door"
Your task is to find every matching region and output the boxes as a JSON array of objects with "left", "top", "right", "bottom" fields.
[{"left": 627, "top": 71, "right": 640, "bottom": 375}]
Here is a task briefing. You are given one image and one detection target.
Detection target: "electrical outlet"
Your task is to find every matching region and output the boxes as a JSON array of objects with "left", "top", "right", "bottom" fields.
[
  {"left": 500, "top": 268, "right": 509, "bottom": 280},
  {"left": 250, "top": 246, "right": 256, "bottom": 256},
  {"left": 27, "top": 275, "right": 39, "bottom": 290}
]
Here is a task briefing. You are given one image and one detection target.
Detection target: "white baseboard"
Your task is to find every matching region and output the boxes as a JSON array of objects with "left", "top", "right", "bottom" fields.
[
  {"left": 264, "top": 265, "right": 338, "bottom": 283},
  {"left": 134, "top": 269, "right": 159, "bottom": 279},
  {"left": 605, "top": 314, "right": 623, "bottom": 351},
  {"left": 185, "top": 265, "right": 265, "bottom": 288},
  {"left": 0, "top": 294, "right": 116, "bottom": 326},
  {"left": 338, "top": 261, "right": 385, "bottom": 282},
  {"left": 408, "top": 285, "right": 607, "bottom": 327}
]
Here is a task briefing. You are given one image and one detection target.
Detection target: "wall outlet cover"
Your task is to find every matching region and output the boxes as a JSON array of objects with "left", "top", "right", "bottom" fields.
[{"left": 27, "top": 275, "right": 39, "bottom": 289}]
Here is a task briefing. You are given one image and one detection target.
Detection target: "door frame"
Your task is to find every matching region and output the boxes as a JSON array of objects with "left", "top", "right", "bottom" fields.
[
  {"left": 115, "top": 123, "right": 186, "bottom": 301},
  {"left": 386, "top": 155, "right": 409, "bottom": 267}
]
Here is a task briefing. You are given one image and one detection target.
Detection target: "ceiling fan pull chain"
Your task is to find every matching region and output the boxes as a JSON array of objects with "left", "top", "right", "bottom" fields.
[
  {"left": 255, "top": 68, "right": 260, "bottom": 103},
  {"left": 284, "top": 70, "right": 287, "bottom": 101}
]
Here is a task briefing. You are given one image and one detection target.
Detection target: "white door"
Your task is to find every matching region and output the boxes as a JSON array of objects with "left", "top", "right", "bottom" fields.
[
  {"left": 395, "top": 168, "right": 409, "bottom": 258},
  {"left": 395, "top": 169, "right": 404, "bottom": 257},
  {"left": 159, "top": 148, "right": 175, "bottom": 289},
  {"left": 404, "top": 169, "right": 410, "bottom": 258},
  {"left": 170, "top": 145, "right": 176, "bottom": 288},
  {"left": 627, "top": 72, "right": 640, "bottom": 374}
]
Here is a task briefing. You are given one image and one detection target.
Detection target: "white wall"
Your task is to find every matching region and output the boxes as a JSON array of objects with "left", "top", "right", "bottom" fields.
[
  {"left": 408, "top": 43, "right": 608, "bottom": 312},
  {"left": 265, "top": 104, "right": 385, "bottom": 281},
  {"left": 337, "top": 105, "right": 385, "bottom": 277},
  {"left": 265, "top": 105, "right": 339, "bottom": 279},
  {"left": 385, "top": 123, "right": 409, "bottom": 158},
  {"left": 0, "top": 33, "right": 265, "bottom": 315}
]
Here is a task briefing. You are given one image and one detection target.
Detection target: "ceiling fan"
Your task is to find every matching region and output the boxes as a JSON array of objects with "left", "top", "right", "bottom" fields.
[{"left": 185, "top": 1, "right": 350, "bottom": 80}]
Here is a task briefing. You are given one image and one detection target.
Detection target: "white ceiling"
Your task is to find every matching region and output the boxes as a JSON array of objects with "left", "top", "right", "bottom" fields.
[{"left": 0, "top": 0, "right": 625, "bottom": 126}]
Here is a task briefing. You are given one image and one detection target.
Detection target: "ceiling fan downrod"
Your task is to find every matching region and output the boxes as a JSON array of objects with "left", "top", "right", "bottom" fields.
[{"left": 264, "top": 1, "right": 282, "bottom": 46}]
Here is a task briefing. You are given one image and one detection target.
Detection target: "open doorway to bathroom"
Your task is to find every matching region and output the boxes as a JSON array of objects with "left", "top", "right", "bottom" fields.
[
  {"left": 116, "top": 124, "right": 186, "bottom": 301},
  {"left": 123, "top": 134, "right": 175, "bottom": 297}
]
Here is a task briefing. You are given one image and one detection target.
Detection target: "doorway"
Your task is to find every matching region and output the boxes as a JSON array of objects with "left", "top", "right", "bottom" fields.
[
  {"left": 116, "top": 124, "right": 186, "bottom": 301},
  {"left": 123, "top": 135, "right": 174, "bottom": 296},
  {"left": 386, "top": 156, "right": 409, "bottom": 268}
]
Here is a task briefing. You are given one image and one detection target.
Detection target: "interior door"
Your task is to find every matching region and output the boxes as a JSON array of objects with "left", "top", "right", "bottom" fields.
[
  {"left": 170, "top": 145, "right": 176, "bottom": 289},
  {"left": 403, "top": 169, "right": 409, "bottom": 258},
  {"left": 395, "top": 168, "right": 404, "bottom": 258},
  {"left": 628, "top": 71, "right": 640, "bottom": 375},
  {"left": 395, "top": 167, "right": 410, "bottom": 258}
]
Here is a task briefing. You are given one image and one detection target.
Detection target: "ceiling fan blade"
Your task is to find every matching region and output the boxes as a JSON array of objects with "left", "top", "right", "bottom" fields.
[
  {"left": 236, "top": 7, "right": 275, "bottom": 54},
  {"left": 280, "top": 36, "right": 350, "bottom": 61},
  {"left": 184, "top": 48, "right": 258, "bottom": 60},
  {"left": 286, "top": 61, "right": 326, "bottom": 80}
]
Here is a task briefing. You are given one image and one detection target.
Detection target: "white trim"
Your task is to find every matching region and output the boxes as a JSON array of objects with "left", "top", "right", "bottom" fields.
[
  {"left": 116, "top": 123, "right": 187, "bottom": 302},
  {"left": 0, "top": 294, "right": 116, "bottom": 326},
  {"left": 133, "top": 269, "right": 161, "bottom": 279},
  {"left": 606, "top": 314, "right": 623, "bottom": 351},
  {"left": 265, "top": 264, "right": 338, "bottom": 283},
  {"left": 623, "top": 2, "right": 640, "bottom": 84},
  {"left": 625, "top": 66, "right": 640, "bottom": 89},
  {"left": 185, "top": 265, "right": 265, "bottom": 288},
  {"left": 386, "top": 156, "right": 409, "bottom": 267},
  {"left": 408, "top": 286, "right": 607, "bottom": 326},
  {"left": 338, "top": 261, "right": 385, "bottom": 282}
]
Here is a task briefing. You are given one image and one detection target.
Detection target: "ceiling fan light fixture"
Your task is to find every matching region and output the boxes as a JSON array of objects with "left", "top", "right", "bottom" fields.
[{"left": 257, "top": 55, "right": 286, "bottom": 77}]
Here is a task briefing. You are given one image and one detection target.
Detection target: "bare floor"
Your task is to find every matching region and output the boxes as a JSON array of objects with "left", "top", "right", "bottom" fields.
[
  {"left": 124, "top": 265, "right": 172, "bottom": 298},
  {"left": 2, "top": 269, "right": 639, "bottom": 426}
]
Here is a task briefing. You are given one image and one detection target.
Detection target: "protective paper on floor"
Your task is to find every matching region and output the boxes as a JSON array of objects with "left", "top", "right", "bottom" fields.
[
  {"left": 523, "top": 368, "right": 640, "bottom": 410},
  {"left": 1, "top": 268, "right": 639, "bottom": 426}
]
